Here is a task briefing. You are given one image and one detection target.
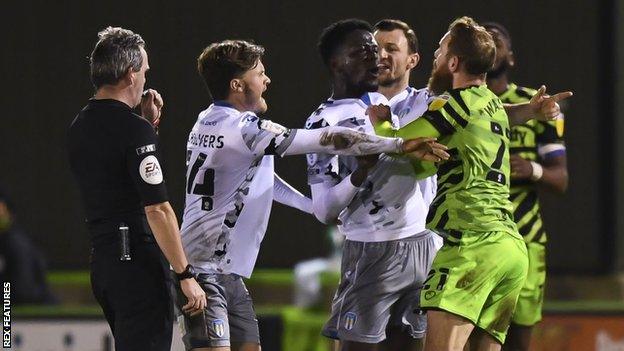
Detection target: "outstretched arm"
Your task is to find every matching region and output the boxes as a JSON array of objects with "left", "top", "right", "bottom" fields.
[
  {"left": 368, "top": 104, "right": 442, "bottom": 140},
  {"left": 282, "top": 126, "right": 404, "bottom": 156},
  {"left": 368, "top": 104, "right": 446, "bottom": 180},
  {"left": 284, "top": 125, "right": 446, "bottom": 161},
  {"left": 243, "top": 114, "right": 447, "bottom": 160},
  {"left": 504, "top": 85, "right": 573, "bottom": 126}
]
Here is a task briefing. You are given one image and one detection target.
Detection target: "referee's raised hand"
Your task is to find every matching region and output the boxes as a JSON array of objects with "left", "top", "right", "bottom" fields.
[{"left": 180, "top": 278, "right": 207, "bottom": 316}]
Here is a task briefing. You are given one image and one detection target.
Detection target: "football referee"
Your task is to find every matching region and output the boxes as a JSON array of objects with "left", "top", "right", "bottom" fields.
[{"left": 68, "top": 27, "right": 206, "bottom": 351}]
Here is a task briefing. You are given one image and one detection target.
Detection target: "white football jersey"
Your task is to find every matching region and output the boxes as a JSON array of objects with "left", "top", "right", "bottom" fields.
[
  {"left": 181, "top": 102, "right": 293, "bottom": 278},
  {"left": 388, "top": 87, "right": 438, "bottom": 207},
  {"left": 306, "top": 92, "right": 430, "bottom": 242}
]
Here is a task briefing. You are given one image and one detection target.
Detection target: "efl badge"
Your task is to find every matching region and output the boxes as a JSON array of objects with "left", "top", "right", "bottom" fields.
[
  {"left": 428, "top": 94, "right": 450, "bottom": 111},
  {"left": 344, "top": 312, "right": 357, "bottom": 331},
  {"left": 212, "top": 319, "right": 226, "bottom": 338}
]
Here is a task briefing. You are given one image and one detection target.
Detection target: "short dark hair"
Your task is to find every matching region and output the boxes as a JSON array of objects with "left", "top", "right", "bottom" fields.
[
  {"left": 374, "top": 19, "right": 419, "bottom": 53},
  {"left": 197, "top": 40, "right": 265, "bottom": 101},
  {"left": 318, "top": 19, "right": 373, "bottom": 66},
  {"left": 482, "top": 22, "right": 512, "bottom": 49},
  {"left": 446, "top": 17, "right": 496, "bottom": 75},
  {"left": 89, "top": 27, "right": 145, "bottom": 89}
]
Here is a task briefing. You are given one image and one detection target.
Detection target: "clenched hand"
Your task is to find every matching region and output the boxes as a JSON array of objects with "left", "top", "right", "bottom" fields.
[{"left": 180, "top": 278, "right": 206, "bottom": 316}]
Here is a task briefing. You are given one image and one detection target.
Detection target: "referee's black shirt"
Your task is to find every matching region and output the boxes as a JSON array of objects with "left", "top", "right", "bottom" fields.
[{"left": 68, "top": 99, "right": 168, "bottom": 229}]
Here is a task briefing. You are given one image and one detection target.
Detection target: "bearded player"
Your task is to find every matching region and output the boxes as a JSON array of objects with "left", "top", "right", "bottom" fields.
[{"left": 370, "top": 17, "right": 572, "bottom": 350}]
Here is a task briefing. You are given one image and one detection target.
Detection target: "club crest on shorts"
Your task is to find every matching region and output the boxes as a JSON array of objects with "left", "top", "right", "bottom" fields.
[
  {"left": 177, "top": 314, "right": 186, "bottom": 335},
  {"left": 212, "top": 319, "right": 225, "bottom": 338},
  {"left": 344, "top": 312, "right": 357, "bottom": 330},
  {"left": 425, "top": 291, "right": 437, "bottom": 300}
]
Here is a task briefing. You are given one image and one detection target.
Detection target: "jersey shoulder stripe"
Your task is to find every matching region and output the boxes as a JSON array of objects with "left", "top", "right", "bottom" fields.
[
  {"left": 447, "top": 89, "right": 470, "bottom": 115},
  {"left": 442, "top": 102, "right": 468, "bottom": 128},
  {"left": 422, "top": 109, "right": 456, "bottom": 135}
]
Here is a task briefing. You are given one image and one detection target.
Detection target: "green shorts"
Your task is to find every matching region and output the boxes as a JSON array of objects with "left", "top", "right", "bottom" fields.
[
  {"left": 511, "top": 242, "right": 546, "bottom": 326},
  {"left": 420, "top": 230, "right": 528, "bottom": 344}
]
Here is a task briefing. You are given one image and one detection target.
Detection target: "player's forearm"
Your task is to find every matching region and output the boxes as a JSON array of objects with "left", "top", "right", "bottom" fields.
[
  {"left": 538, "top": 164, "right": 568, "bottom": 194},
  {"left": 145, "top": 201, "right": 189, "bottom": 273},
  {"left": 273, "top": 174, "right": 313, "bottom": 214},
  {"left": 374, "top": 118, "right": 442, "bottom": 178},
  {"left": 283, "top": 127, "right": 403, "bottom": 156},
  {"left": 504, "top": 102, "right": 535, "bottom": 126},
  {"left": 374, "top": 117, "right": 441, "bottom": 140},
  {"left": 310, "top": 177, "right": 360, "bottom": 224}
]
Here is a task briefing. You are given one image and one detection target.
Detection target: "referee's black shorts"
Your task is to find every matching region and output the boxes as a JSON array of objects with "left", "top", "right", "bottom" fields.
[{"left": 90, "top": 236, "right": 173, "bottom": 351}]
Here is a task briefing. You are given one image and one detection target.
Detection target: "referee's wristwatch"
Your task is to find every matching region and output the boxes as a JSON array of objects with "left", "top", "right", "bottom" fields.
[{"left": 176, "top": 264, "right": 197, "bottom": 281}]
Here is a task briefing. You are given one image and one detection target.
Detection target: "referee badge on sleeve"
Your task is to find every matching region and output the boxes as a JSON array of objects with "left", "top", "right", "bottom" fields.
[
  {"left": 136, "top": 143, "right": 156, "bottom": 155},
  {"left": 139, "top": 155, "right": 163, "bottom": 185}
]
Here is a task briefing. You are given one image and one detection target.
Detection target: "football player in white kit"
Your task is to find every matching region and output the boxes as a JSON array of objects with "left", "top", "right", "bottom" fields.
[
  {"left": 374, "top": 19, "right": 438, "bottom": 207},
  {"left": 307, "top": 19, "right": 443, "bottom": 351},
  {"left": 174, "top": 40, "right": 449, "bottom": 351}
]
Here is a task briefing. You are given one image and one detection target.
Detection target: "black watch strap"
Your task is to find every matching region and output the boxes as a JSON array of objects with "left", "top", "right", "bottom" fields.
[{"left": 176, "top": 264, "right": 196, "bottom": 281}]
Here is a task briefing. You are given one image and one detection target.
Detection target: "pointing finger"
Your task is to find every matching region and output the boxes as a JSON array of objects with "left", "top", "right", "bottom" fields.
[{"left": 550, "top": 91, "right": 573, "bottom": 103}]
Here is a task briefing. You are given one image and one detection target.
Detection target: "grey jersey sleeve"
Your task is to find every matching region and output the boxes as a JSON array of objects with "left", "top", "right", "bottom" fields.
[{"left": 239, "top": 113, "right": 404, "bottom": 158}]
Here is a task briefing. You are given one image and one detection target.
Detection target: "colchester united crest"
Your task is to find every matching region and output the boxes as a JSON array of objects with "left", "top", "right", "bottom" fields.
[
  {"left": 212, "top": 319, "right": 226, "bottom": 338},
  {"left": 344, "top": 312, "right": 357, "bottom": 330}
]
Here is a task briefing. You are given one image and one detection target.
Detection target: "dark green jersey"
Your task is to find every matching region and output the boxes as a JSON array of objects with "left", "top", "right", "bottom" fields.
[
  {"left": 375, "top": 85, "right": 519, "bottom": 239},
  {"left": 498, "top": 83, "right": 565, "bottom": 244}
]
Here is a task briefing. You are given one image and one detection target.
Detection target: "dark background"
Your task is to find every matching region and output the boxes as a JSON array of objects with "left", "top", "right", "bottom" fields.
[{"left": 2, "top": 1, "right": 613, "bottom": 273}]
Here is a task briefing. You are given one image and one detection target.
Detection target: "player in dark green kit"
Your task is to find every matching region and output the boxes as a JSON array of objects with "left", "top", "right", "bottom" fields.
[
  {"left": 484, "top": 22, "right": 568, "bottom": 351},
  {"left": 369, "top": 17, "right": 572, "bottom": 351}
]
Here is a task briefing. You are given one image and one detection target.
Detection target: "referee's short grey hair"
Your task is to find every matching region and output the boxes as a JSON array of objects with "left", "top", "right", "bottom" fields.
[{"left": 89, "top": 27, "right": 145, "bottom": 89}]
